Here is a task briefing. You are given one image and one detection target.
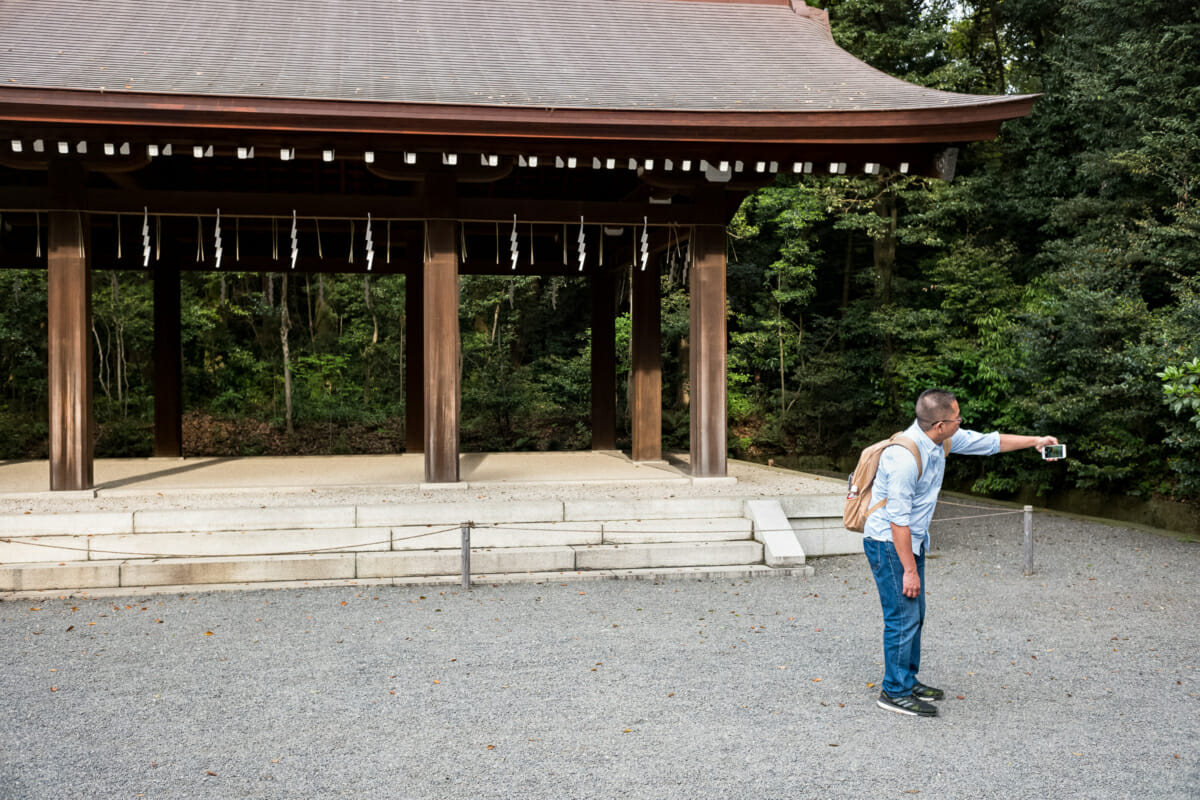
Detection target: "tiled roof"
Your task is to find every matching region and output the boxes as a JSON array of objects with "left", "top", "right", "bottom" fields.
[{"left": 0, "top": 0, "right": 1029, "bottom": 113}]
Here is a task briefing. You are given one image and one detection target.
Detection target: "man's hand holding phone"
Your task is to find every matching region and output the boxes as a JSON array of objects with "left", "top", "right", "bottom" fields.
[{"left": 1040, "top": 441, "right": 1066, "bottom": 461}]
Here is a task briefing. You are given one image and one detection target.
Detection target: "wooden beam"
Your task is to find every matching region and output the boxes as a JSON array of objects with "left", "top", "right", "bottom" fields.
[
  {"left": 423, "top": 220, "right": 460, "bottom": 482},
  {"left": 153, "top": 259, "right": 183, "bottom": 457},
  {"left": 630, "top": 262, "right": 662, "bottom": 463},
  {"left": 0, "top": 187, "right": 734, "bottom": 227},
  {"left": 590, "top": 270, "right": 617, "bottom": 451},
  {"left": 689, "top": 225, "right": 727, "bottom": 477},
  {"left": 46, "top": 206, "right": 93, "bottom": 490}
]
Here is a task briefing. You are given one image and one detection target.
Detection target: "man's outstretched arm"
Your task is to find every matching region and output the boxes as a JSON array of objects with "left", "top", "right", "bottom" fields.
[{"left": 998, "top": 434, "right": 1059, "bottom": 455}]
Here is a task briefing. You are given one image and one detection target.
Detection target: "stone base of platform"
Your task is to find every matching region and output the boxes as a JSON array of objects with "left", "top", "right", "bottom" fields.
[
  {"left": 0, "top": 564, "right": 816, "bottom": 600},
  {"left": 0, "top": 459, "right": 852, "bottom": 595}
]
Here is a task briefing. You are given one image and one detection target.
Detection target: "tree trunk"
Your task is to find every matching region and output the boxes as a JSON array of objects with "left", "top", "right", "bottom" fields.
[
  {"left": 306, "top": 274, "right": 315, "bottom": 347},
  {"left": 363, "top": 275, "right": 377, "bottom": 407},
  {"left": 874, "top": 187, "right": 899, "bottom": 410},
  {"left": 873, "top": 192, "right": 896, "bottom": 307},
  {"left": 841, "top": 230, "right": 853, "bottom": 316},
  {"left": 280, "top": 272, "right": 294, "bottom": 435},
  {"left": 777, "top": 272, "right": 786, "bottom": 419}
]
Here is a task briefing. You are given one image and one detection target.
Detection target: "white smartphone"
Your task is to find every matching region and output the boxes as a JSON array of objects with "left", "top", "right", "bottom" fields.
[{"left": 1042, "top": 444, "right": 1066, "bottom": 460}]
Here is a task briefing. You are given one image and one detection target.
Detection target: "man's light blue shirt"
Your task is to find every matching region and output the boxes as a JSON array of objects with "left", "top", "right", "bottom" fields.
[{"left": 862, "top": 420, "right": 1000, "bottom": 555}]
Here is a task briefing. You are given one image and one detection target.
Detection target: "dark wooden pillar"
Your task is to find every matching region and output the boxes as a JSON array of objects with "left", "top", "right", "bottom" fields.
[
  {"left": 47, "top": 210, "right": 93, "bottom": 490},
  {"left": 689, "top": 226, "right": 728, "bottom": 477},
  {"left": 590, "top": 270, "right": 617, "bottom": 450},
  {"left": 423, "top": 221, "right": 459, "bottom": 482},
  {"left": 405, "top": 269, "right": 424, "bottom": 454},
  {"left": 153, "top": 260, "right": 183, "bottom": 457},
  {"left": 630, "top": 261, "right": 662, "bottom": 462}
]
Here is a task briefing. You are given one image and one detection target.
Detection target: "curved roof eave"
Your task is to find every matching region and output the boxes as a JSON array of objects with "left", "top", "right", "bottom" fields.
[{"left": 0, "top": 87, "right": 1039, "bottom": 146}]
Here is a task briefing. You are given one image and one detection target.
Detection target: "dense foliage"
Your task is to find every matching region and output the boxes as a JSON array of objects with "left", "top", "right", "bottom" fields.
[{"left": 0, "top": 0, "right": 1196, "bottom": 505}]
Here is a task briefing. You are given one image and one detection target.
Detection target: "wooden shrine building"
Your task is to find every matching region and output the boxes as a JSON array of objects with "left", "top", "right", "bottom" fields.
[{"left": 0, "top": 0, "right": 1035, "bottom": 490}]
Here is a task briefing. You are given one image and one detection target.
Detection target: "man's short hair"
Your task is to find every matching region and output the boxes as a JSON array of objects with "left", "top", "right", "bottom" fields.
[{"left": 916, "top": 389, "right": 957, "bottom": 432}]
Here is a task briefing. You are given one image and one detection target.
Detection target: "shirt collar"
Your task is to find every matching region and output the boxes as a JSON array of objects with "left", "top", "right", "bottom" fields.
[{"left": 905, "top": 420, "right": 941, "bottom": 454}]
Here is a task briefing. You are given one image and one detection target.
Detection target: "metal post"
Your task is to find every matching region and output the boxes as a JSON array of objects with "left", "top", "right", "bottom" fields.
[
  {"left": 1022, "top": 505, "right": 1034, "bottom": 576},
  {"left": 460, "top": 521, "right": 472, "bottom": 590}
]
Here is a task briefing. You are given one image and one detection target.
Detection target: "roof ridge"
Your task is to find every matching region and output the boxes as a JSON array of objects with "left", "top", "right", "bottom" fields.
[{"left": 791, "top": 1, "right": 832, "bottom": 40}]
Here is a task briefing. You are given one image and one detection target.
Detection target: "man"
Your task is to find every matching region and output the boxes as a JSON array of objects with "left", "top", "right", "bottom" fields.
[{"left": 864, "top": 388, "right": 1059, "bottom": 717}]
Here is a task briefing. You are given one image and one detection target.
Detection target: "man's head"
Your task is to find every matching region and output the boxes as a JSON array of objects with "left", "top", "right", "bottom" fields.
[{"left": 916, "top": 389, "right": 962, "bottom": 440}]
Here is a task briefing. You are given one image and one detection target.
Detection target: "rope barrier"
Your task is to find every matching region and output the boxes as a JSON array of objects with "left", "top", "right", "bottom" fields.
[
  {"left": 932, "top": 510, "right": 1026, "bottom": 522},
  {"left": 0, "top": 505, "right": 1039, "bottom": 558},
  {"left": 1, "top": 505, "right": 1043, "bottom": 575},
  {"left": 0, "top": 524, "right": 462, "bottom": 560},
  {"left": 937, "top": 498, "right": 1028, "bottom": 511}
]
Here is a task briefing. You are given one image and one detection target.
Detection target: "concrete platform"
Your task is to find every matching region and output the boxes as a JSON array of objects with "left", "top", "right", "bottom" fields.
[
  {"left": 0, "top": 451, "right": 694, "bottom": 497},
  {"left": 0, "top": 452, "right": 847, "bottom": 593}
]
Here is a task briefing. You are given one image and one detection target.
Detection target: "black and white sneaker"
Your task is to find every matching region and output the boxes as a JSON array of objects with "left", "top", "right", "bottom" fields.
[
  {"left": 877, "top": 691, "right": 938, "bottom": 717},
  {"left": 912, "top": 681, "right": 945, "bottom": 701}
]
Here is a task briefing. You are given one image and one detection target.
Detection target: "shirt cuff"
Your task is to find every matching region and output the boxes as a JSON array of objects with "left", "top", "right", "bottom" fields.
[{"left": 885, "top": 501, "right": 911, "bottom": 527}]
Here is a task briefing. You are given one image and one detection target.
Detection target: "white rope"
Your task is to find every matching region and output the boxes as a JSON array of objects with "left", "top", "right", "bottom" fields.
[
  {"left": 933, "top": 510, "right": 1025, "bottom": 523},
  {"left": 938, "top": 499, "right": 1026, "bottom": 511},
  {"left": 0, "top": 524, "right": 463, "bottom": 560}
]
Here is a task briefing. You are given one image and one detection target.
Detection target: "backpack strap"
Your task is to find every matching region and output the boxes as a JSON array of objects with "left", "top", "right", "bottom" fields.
[
  {"left": 866, "top": 433, "right": 950, "bottom": 524},
  {"left": 888, "top": 433, "right": 953, "bottom": 479},
  {"left": 888, "top": 433, "right": 924, "bottom": 479}
]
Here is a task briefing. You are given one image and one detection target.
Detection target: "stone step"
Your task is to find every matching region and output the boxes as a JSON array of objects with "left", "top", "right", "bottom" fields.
[
  {"left": 1, "top": 565, "right": 814, "bottom": 600},
  {"left": 0, "top": 518, "right": 754, "bottom": 565},
  {"left": 598, "top": 518, "right": 753, "bottom": 543},
  {"left": 0, "top": 496, "right": 750, "bottom": 539},
  {"left": 0, "top": 540, "right": 766, "bottom": 592},
  {"left": 575, "top": 540, "right": 763, "bottom": 571},
  {"left": 563, "top": 497, "right": 746, "bottom": 521}
]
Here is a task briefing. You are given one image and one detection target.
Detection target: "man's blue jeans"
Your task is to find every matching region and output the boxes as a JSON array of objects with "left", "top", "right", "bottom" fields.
[{"left": 864, "top": 537, "right": 926, "bottom": 697}]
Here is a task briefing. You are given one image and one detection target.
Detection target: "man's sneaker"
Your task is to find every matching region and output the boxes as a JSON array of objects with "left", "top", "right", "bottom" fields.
[
  {"left": 912, "top": 681, "right": 945, "bottom": 701},
  {"left": 877, "top": 691, "right": 938, "bottom": 717}
]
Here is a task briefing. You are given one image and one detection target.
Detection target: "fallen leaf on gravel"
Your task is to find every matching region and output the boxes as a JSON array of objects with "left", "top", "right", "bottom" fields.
[
  {"left": 205, "top": 631, "right": 214, "bottom": 636},
  {"left": 811, "top": 678, "right": 822, "bottom": 683},
  {"left": 867, "top": 683, "right": 875, "bottom": 688},
  {"left": 50, "top": 687, "right": 57, "bottom": 692},
  {"left": 206, "top": 771, "right": 217, "bottom": 776},
  {"left": 66, "top": 626, "right": 74, "bottom": 632},
  {"left": 486, "top": 745, "right": 496, "bottom": 750}
]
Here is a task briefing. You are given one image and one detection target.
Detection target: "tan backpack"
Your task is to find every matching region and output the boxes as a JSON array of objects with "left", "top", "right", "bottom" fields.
[{"left": 842, "top": 433, "right": 951, "bottom": 532}]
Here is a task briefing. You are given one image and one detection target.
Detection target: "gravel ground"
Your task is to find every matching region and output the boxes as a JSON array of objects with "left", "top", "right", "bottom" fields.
[{"left": 1, "top": 507, "right": 1197, "bottom": 800}]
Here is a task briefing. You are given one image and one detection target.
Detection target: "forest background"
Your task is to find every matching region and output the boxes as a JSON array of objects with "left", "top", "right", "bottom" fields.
[{"left": 0, "top": 0, "right": 1197, "bottom": 525}]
